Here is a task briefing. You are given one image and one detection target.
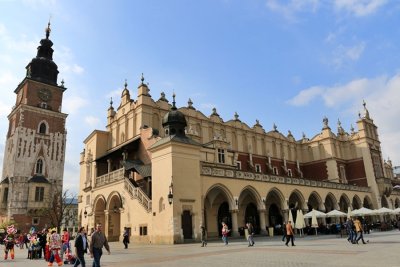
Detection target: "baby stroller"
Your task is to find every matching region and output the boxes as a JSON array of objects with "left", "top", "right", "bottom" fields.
[{"left": 63, "top": 247, "right": 76, "bottom": 265}]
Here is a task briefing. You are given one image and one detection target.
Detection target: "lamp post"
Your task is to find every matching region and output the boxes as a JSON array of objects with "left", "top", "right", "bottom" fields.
[{"left": 168, "top": 181, "right": 173, "bottom": 205}]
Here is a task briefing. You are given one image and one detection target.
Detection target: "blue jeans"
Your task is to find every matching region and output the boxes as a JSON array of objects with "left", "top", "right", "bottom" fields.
[
  {"left": 92, "top": 248, "right": 102, "bottom": 267},
  {"left": 73, "top": 253, "right": 85, "bottom": 267},
  {"left": 222, "top": 235, "right": 228, "bottom": 245}
]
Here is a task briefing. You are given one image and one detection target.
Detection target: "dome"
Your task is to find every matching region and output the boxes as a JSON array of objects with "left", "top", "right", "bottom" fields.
[
  {"left": 162, "top": 108, "right": 187, "bottom": 128},
  {"left": 162, "top": 94, "right": 187, "bottom": 137}
]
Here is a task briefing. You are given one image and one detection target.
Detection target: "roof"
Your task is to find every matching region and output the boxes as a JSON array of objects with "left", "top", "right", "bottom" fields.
[
  {"left": 28, "top": 175, "right": 50, "bottom": 183},
  {"left": 122, "top": 159, "right": 152, "bottom": 178},
  {"left": 149, "top": 135, "right": 201, "bottom": 150},
  {"left": 0, "top": 177, "right": 9, "bottom": 184}
]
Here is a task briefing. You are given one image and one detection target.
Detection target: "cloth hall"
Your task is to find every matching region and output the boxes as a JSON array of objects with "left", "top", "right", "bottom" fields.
[{"left": 78, "top": 76, "right": 399, "bottom": 244}]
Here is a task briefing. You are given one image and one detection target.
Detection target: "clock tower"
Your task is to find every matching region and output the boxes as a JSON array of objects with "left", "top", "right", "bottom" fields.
[{"left": 0, "top": 23, "right": 68, "bottom": 230}]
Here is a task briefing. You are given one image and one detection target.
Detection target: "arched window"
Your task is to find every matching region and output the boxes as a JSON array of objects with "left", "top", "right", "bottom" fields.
[
  {"left": 38, "top": 121, "right": 48, "bottom": 134},
  {"left": 36, "top": 159, "right": 43, "bottom": 174}
]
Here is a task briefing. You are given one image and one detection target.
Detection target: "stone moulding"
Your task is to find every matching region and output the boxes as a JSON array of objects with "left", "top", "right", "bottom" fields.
[{"left": 200, "top": 163, "right": 370, "bottom": 192}]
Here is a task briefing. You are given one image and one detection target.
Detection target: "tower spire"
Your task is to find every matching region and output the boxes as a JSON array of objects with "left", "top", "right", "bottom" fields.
[{"left": 45, "top": 20, "right": 51, "bottom": 39}]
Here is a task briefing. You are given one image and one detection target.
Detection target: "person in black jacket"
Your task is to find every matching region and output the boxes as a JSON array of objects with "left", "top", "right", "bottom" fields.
[{"left": 74, "top": 227, "right": 88, "bottom": 267}]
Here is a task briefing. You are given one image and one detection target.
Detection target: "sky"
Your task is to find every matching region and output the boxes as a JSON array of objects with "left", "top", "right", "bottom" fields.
[{"left": 1, "top": 0, "right": 400, "bottom": 195}]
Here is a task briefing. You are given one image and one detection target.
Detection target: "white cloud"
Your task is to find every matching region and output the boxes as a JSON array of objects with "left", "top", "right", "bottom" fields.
[
  {"left": 85, "top": 116, "right": 100, "bottom": 127},
  {"left": 265, "top": 0, "right": 320, "bottom": 21},
  {"left": 287, "top": 73, "right": 400, "bottom": 164},
  {"left": 286, "top": 86, "right": 324, "bottom": 106},
  {"left": 63, "top": 95, "right": 88, "bottom": 115},
  {"left": 331, "top": 42, "right": 366, "bottom": 68},
  {"left": 334, "top": 0, "right": 387, "bottom": 17}
]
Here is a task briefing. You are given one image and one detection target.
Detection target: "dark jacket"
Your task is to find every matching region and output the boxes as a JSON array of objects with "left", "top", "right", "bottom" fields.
[{"left": 74, "top": 233, "right": 88, "bottom": 255}]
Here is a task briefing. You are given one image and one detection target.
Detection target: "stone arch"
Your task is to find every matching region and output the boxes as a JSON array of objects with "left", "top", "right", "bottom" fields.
[
  {"left": 238, "top": 185, "right": 262, "bottom": 209},
  {"left": 238, "top": 186, "right": 262, "bottom": 233},
  {"left": 395, "top": 198, "right": 400, "bottom": 209},
  {"left": 106, "top": 191, "right": 123, "bottom": 241},
  {"left": 339, "top": 194, "right": 351, "bottom": 211},
  {"left": 265, "top": 187, "right": 285, "bottom": 227},
  {"left": 352, "top": 195, "right": 362, "bottom": 210},
  {"left": 324, "top": 193, "right": 338, "bottom": 211},
  {"left": 307, "top": 191, "right": 324, "bottom": 211},
  {"left": 204, "top": 184, "right": 234, "bottom": 237},
  {"left": 93, "top": 194, "right": 107, "bottom": 227},
  {"left": 288, "top": 189, "right": 305, "bottom": 210},
  {"left": 363, "top": 196, "right": 373, "bottom": 209},
  {"left": 381, "top": 196, "right": 389, "bottom": 208}
]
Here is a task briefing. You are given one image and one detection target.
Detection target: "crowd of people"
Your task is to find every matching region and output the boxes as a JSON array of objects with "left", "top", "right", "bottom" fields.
[{"left": 1, "top": 223, "right": 110, "bottom": 267}]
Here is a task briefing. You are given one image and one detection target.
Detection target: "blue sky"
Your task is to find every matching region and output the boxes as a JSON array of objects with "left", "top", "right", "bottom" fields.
[{"left": 1, "top": 0, "right": 400, "bottom": 194}]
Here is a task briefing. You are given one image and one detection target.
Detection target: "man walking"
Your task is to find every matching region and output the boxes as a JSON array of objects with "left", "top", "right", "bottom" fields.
[
  {"left": 90, "top": 224, "right": 110, "bottom": 267},
  {"left": 285, "top": 220, "right": 295, "bottom": 247},
  {"left": 122, "top": 227, "right": 129, "bottom": 249},
  {"left": 74, "top": 227, "right": 88, "bottom": 267}
]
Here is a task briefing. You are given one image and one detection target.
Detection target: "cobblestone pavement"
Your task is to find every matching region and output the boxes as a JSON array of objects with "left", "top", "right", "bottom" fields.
[{"left": 2, "top": 230, "right": 400, "bottom": 267}]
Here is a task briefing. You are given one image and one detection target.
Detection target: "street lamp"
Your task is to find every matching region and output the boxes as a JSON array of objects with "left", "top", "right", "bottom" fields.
[{"left": 168, "top": 181, "right": 173, "bottom": 205}]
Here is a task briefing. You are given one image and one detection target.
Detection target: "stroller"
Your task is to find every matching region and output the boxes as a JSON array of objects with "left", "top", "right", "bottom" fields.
[{"left": 63, "top": 247, "right": 77, "bottom": 265}]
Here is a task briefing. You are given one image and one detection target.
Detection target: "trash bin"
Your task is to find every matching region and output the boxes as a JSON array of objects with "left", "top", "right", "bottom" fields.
[{"left": 268, "top": 227, "right": 274, "bottom": 237}]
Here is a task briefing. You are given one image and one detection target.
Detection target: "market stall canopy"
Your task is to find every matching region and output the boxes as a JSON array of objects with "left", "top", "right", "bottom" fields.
[
  {"left": 375, "top": 207, "right": 394, "bottom": 215},
  {"left": 351, "top": 207, "right": 375, "bottom": 216},
  {"left": 304, "top": 209, "right": 326, "bottom": 219},
  {"left": 326, "top": 209, "right": 347, "bottom": 217}
]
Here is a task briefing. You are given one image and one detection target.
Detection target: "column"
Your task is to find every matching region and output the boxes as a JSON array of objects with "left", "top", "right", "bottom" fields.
[
  {"left": 231, "top": 210, "right": 240, "bottom": 237},
  {"left": 104, "top": 210, "right": 110, "bottom": 239},
  {"left": 258, "top": 209, "right": 267, "bottom": 235}
]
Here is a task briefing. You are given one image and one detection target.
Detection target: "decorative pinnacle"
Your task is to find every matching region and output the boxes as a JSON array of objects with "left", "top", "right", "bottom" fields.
[
  {"left": 141, "top": 73, "right": 145, "bottom": 85},
  {"left": 45, "top": 20, "right": 51, "bottom": 39},
  {"left": 110, "top": 97, "right": 113, "bottom": 107},
  {"left": 172, "top": 93, "right": 177, "bottom": 110},
  {"left": 124, "top": 79, "right": 128, "bottom": 89},
  {"left": 61, "top": 79, "right": 65, "bottom": 87}
]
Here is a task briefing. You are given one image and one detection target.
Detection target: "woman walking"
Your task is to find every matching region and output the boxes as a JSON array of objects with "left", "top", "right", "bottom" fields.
[{"left": 221, "top": 222, "right": 230, "bottom": 245}]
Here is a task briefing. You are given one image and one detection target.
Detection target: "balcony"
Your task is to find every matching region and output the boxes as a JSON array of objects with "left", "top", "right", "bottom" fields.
[{"left": 95, "top": 168, "right": 124, "bottom": 187}]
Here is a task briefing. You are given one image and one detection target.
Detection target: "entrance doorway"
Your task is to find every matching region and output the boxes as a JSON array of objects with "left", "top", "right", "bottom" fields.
[
  {"left": 181, "top": 210, "right": 193, "bottom": 239},
  {"left": 217, "top": 202, "right": 232, "bottom": 236}
]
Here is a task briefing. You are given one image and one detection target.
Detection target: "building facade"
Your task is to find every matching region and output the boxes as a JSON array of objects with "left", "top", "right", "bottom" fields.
[
  {"left": 78, "top": 78, "right": 400, "bottom": 244},
  {"left": 0, "top": 24, "right": 68, "bottom": 232}
]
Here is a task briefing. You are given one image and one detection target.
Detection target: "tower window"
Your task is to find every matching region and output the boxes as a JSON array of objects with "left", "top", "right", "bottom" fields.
[
  {"left": 218, "top": 149, "right": 225, "bottom": 164},
  {"left": 273, "top": 167, "right": 279, "bottom": 175},
  {"left": 36, "top": 159, "right": 44, "bottom": 174},
  {"left": 38, "top": 122, "right": 47, "bottom": 134},
  {"left": 2, "top": 187, "right": 8, "bottom": 203},
  {"left": 35, "top": 187, "right": 44, "bottom": 202},
  {"left": 287, "top": 169, "right": 293, "bottom": 177},
  {"left": 236, "top": 161, "right": 242, "bottom": 170}
]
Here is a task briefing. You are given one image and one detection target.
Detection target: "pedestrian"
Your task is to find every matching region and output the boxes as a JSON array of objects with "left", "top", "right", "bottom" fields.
[
  {"left": 90, "top": 223, "right": 110, "bottom": 267},
  {"left": 221, "top": 222, "right": 230, "bottom": 245},
  {"left": 48, "top": 228, "right": 63, "bottom": 266},
  {"left": 354, "top": 217, "right": 367, "bottom": 244},
  {"left": 74, "top": 227, "right": 88, "bottom": 267},
  {"left": 61, "top": 228, "right": 70, "bottom": 260},
  {"left": 200, "top": 225, "right": 207, "bottom": 247},
  {"left": 246, "top": 223, "right": 255, "bottom": 247},
  {"left": 122, "top": 227, "right": 129, "bottom": 249},
  {"left": 281, "top": 222, "right": 287, "bottom": 242},
  {"left": 285, "top": 220, "right": 295, "bottom": 247},
  {"left": 345, "top": 218, "right": 355, "bottom": 243}
]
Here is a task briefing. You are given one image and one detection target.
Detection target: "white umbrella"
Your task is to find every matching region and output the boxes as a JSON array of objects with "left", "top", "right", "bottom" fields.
[
  {"left": 295, "top": 209, "right": 305, "bottom": 237},
  {"left": 351, "top": 207, "right": 375, "bottom": 216},
  {"left": 304, "top": 209, "right": 326, "bottom": 219},
  {"left": 310, "top": 209, "right": 319, "bottom": 235},
  {"left": 392, "top": 207, "right": 400, "bottom": 214},
  {"left": 347, "top": 207, "right": 352, "bottom": 219},
  {"left": 295, "top": 209, "right": 305, "bottom": 229},
  {"left": 326, "top": 209, "right": 347, "bottom": 217},
  {"left": 288, "top": 209, "right": 294, "bottom": 224},
  {"left": 375, "top": 207, "right": 394, "bottom": 215}
]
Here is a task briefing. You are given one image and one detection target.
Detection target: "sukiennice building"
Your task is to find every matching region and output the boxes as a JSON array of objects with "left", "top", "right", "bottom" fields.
[{"left": 78, "top": 74, "right": 399, "bottom": 244}]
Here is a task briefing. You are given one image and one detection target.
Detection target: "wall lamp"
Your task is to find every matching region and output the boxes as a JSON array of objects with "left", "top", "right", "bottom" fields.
[
  {"left": 168, "top": 181, "right": 173, "bottom": 205},
  {"left": 84, "top": 208, "right": 88, "bottom": 219}
]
